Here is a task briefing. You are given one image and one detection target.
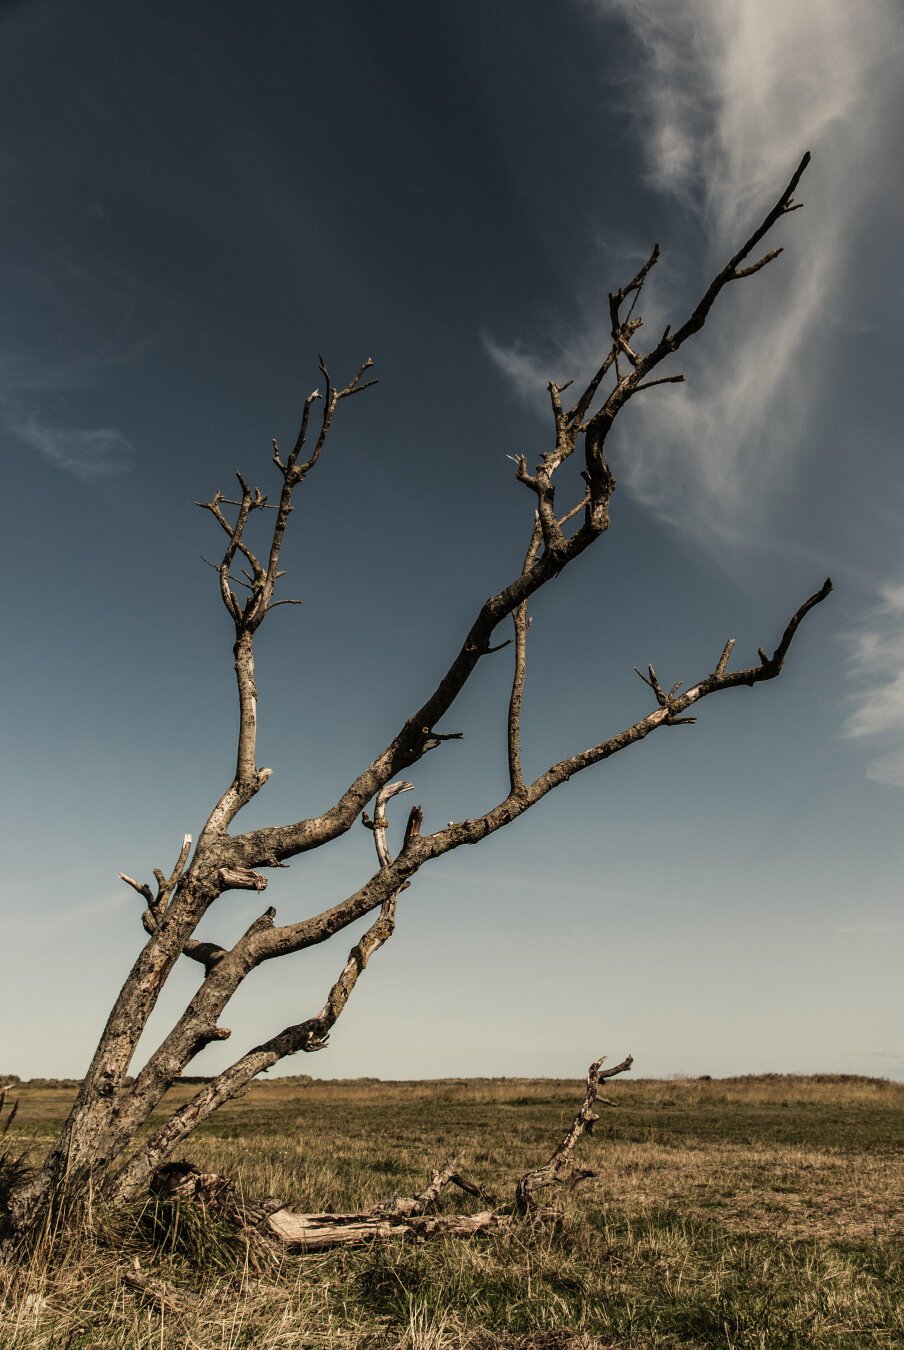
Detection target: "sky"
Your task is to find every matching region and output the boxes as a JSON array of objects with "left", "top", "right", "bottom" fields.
[{"left": 0, "top": 0, "right": 902, "bottom": 1085}]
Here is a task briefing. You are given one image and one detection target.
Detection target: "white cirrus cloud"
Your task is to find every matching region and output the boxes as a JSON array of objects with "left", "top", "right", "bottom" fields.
[
  {"left": 488, "top": 0, "right": 900, "bottom": 546},
  {"left": 0, "top": 250, "right": 152, "bottom": 482},
  {"left": 4, "top": 404, "right": 132, "bottom": 481},
  {"left": 845, "top": 584, "right": 904, "bottom": 788},
  {"left": 0, "top": 345, "right": 136, "bottom": 483}
]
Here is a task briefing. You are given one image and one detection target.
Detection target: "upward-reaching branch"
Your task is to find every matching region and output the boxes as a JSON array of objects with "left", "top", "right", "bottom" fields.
[
  {"left": 195, "top": 359, "right": 377, "bottom": 843},
  {"left": 516, "top": 1053, "right": 634, "bottom": 1215},
  {"left": 508, "top": 490, "right": 589, "bottom": 793},
  {"left": 508, "top": 515, "right": 542, "bottom": 794}
]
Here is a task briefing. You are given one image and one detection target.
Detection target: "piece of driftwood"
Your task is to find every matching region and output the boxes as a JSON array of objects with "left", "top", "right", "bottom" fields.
[
  {"left": 147, "top": 1052, "right": 632, "bottom": 1251},
  {"left": 267, "top": 1207, "right": 502, "bottom": 1251},
  {"left": 267, "top": 1156, "right": 501, "bottom": 1251}
]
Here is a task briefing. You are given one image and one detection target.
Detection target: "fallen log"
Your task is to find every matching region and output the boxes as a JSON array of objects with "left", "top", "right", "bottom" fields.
[
  {"left": 146, "top": 1052, "right": 632, "bottom": 1252},
  {"left": 266, "top": 1207, "right": 503, "bottom": 1250}
]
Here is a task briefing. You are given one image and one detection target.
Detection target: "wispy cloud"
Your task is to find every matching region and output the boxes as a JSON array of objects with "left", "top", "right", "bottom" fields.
[
  {"left": 4, "top": 402, "right": 132, "bottom": 480},
  {"left": 0, "top": 380, "right": 134, "bottom": 480},
  {"left": 0, "top": 252, "right": 149, "bottom": 481},
  {"left": 488, "top": 0, "right": 899, "bottom": 546},
  {"left": 845, "top": 584, "right": 904, "bottom": 788}
]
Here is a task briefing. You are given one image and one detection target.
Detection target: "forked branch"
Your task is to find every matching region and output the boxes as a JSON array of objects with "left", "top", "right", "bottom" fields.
[
  {"left": 108, "top": 780, "right": 417, "bottom": 1200},
  {"left": 508, "top": 491, "right": 589, "bottom": 793},
  {"left": 120, "top": 834, "right": 196, "bottom": 944},
  {"left": 233, "top": 577, "right": 832, "bottom": 975},
  {"left": 225, "top": 156, "right": 813, "bottom": 874},
  {"left": 516, "top": 1053, "right": 634, "bottom": 1215}
]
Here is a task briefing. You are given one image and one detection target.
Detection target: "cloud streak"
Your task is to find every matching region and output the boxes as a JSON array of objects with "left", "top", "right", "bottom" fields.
[
  {"left": 0, "top": 338, "right": 137, "bottom": 483},
  {"left": 0, "top": 251, "right": 151, "bottom": 481},
  {"left": 488, "top": 0, "right": 899, "bottom": 545},
  {"left": 2, "top": 392, "right": 132, "bottom": 481},
  {"left": 845, "top": 584, "right": 904, "bottom": 788}
]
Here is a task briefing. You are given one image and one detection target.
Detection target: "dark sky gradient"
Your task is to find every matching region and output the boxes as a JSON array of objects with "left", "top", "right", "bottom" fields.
[{"left": 1, "top": 1, "right": 901, "bottom": 1081}]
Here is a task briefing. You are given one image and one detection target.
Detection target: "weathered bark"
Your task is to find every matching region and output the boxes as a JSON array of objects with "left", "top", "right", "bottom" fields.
[
  {"left": 266, "top": 1207, "right": 503, "bottom": 1251},
  {"left": 6, "top": 154, "right": 832, "bottom": 1238}
]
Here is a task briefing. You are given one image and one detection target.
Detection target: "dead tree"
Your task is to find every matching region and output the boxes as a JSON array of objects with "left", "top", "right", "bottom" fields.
[{"left": 6, "top": 153, "right": 830, "bottom": 1238}]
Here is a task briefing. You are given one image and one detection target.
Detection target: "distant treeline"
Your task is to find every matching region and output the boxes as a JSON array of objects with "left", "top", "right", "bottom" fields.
[{"left": 1, "top": 1071, "right": 896, "bottom": 1090}]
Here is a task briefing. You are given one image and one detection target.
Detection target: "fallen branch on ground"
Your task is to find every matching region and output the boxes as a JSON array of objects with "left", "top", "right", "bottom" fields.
[{"left": 146, "top": 1052, "right": 632, "bottom": 1251}]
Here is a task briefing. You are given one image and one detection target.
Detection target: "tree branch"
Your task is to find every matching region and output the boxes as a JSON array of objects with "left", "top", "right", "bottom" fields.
[
  {"left": 507, "top": 491, "right": 588, "bottom": 794},
  {"left": 516, "top": 1053, "right": 633, "bottom": 1215},
  {"left": 226, "top": 578, "right": 833, "bottom": 977},
  {"left": 508, "top": 516, "right": 543, "bottom": 793},
  {"left": 139, "top": 1056, "right": 627, "bottom": 1251},
  {"left": 233, "top": 183, "right": 776, "bottom": 868},
  {"left": 573, "top": 152, "right": 811, "bottom": 501},
  {"left": 418, "top": 577, "right": 834, "bottom": 862},
  {"left": 122, "top": 833, "right": 195, "bottom": 940},
  {"left": 107, "top": 781, "right": 416, "bottom": 1198},
  {"left": 298, "top": 582, "right": 833, "bottom": 957},
  {"left": 193, "top": 361, "right": 377, "bottom": 848}
]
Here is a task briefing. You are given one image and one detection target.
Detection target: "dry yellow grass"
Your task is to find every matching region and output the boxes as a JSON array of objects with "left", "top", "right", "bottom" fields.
[{"left": 1, "top": 1074, "right": 901, "bottom": 1348}]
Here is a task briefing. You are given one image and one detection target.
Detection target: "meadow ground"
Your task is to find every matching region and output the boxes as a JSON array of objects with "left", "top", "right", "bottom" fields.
[{"left": 0, "top": 1073, "right": 901, "bottom": 1348}]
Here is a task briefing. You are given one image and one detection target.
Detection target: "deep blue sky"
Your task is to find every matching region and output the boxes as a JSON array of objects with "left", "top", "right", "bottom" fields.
[{"left": 1, "top": 0, "right": 902, "bottom": 1082}]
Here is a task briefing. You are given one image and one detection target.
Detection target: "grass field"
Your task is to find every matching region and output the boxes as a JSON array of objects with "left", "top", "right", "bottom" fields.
[{"left": 0, "top": 1073, "right": 901, "bottom": 1348}]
